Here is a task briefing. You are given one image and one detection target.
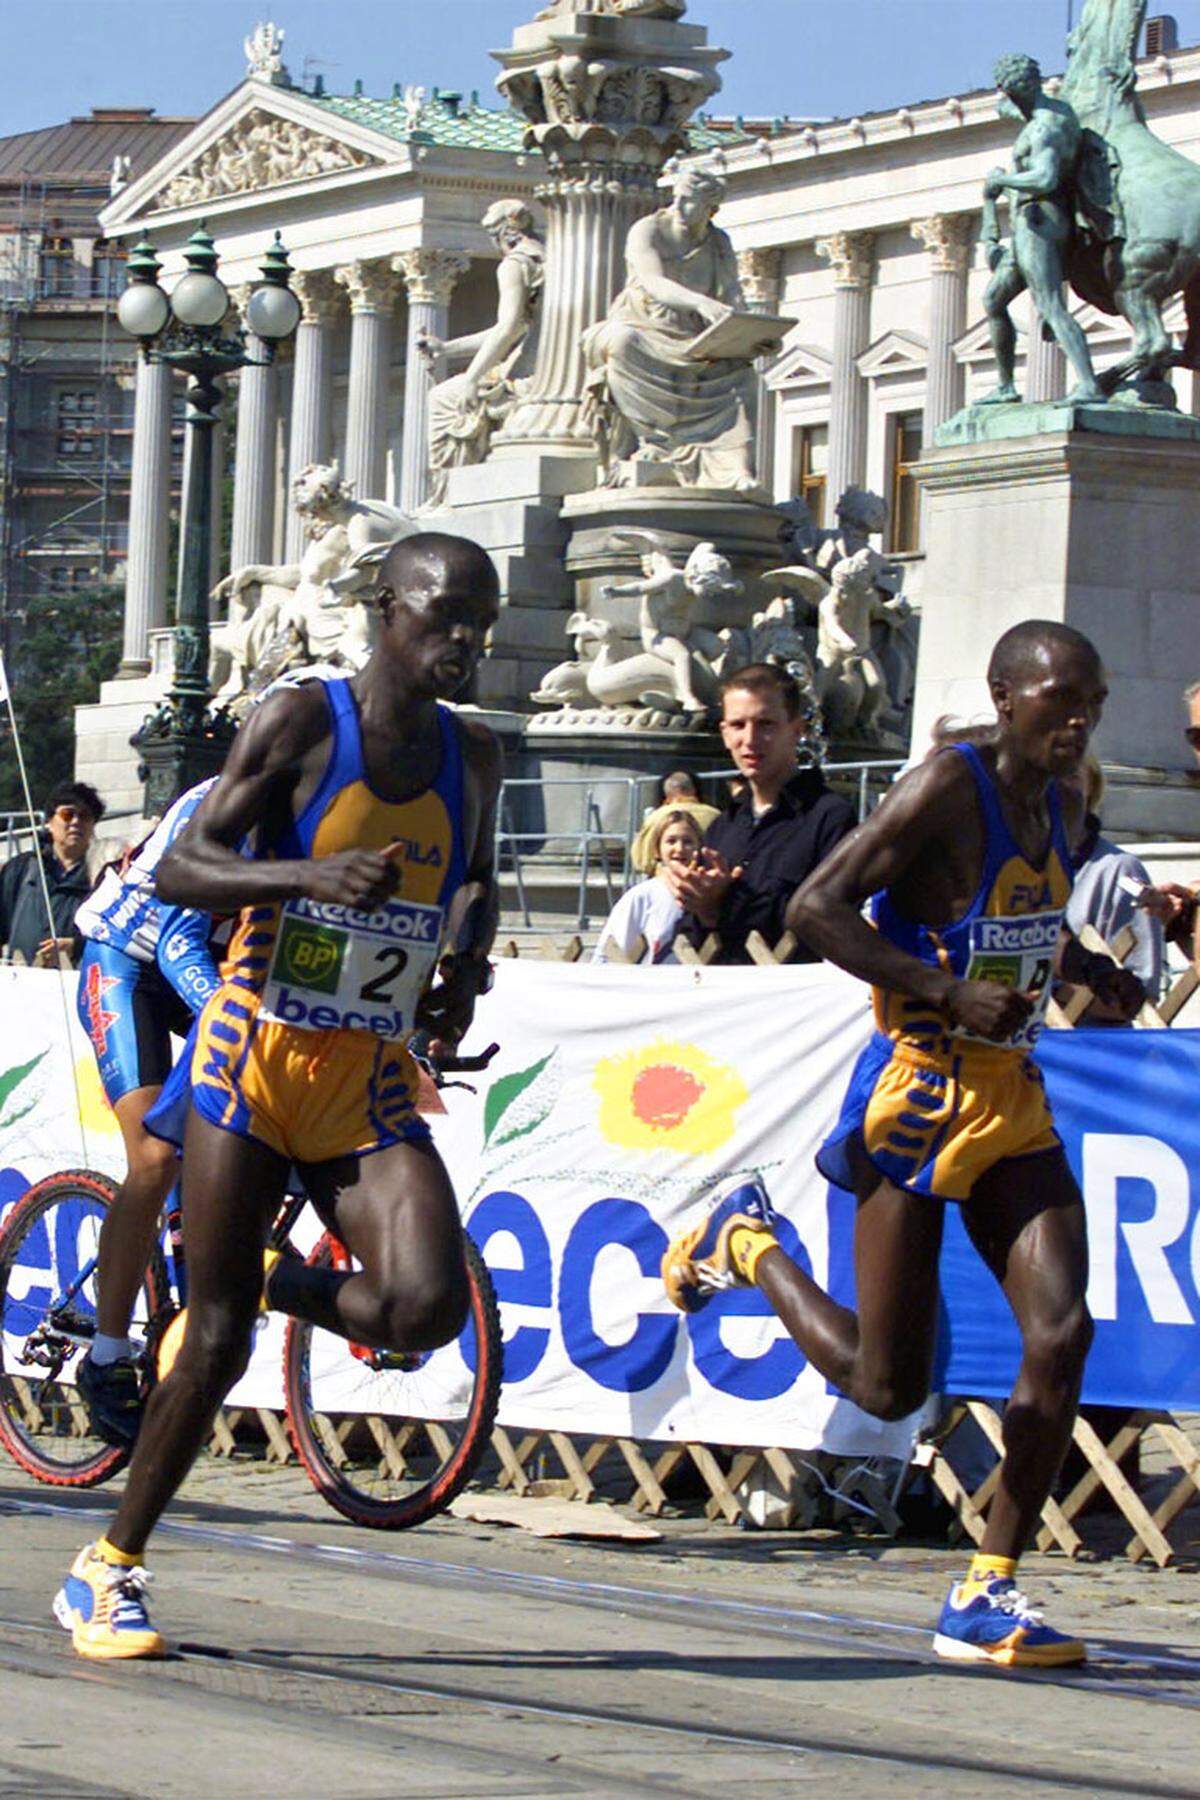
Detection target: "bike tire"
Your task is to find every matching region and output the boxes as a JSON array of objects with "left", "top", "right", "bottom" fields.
[
  {"left": 0, "top": 1170, "right": 170, "bottom": 1487},
  {"left": 282, "top": 1232, "right": 502, "bottom": 1530}
]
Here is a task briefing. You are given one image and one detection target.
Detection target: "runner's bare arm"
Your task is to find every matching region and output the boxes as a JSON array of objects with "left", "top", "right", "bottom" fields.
[
  {"left": 156, "top": 685, "right": 401, "bottom": 913},
  {"left": 417, "top": 722, "right": 503, "bottom": 1047},
  {"left": 787, "top": 753, "right": 1034, "bottom": 1041}
]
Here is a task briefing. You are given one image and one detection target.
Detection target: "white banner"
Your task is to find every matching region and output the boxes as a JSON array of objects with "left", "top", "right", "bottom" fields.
[{"left": 0, "top": 962, "right": 918, "bottom": 1457}]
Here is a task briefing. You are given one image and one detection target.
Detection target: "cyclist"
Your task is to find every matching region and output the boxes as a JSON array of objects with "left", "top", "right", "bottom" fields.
[
  {"left": 71, "top": 782, "right": 223, "bottom": 1446},
  {"left": 56, "top": 532, "right": 502, "bottom": 1659}
]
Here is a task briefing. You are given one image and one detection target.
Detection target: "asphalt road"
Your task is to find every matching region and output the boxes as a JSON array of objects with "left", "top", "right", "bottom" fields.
[{"left": 0, "top": 1458, "right": 1198, "bottom": 1799}]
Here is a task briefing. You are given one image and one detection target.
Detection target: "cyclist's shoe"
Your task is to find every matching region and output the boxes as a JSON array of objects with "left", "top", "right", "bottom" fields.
[
  {"left": 76, "top": 1351, "right": 144, "bottom": 1449},
  {"left": 53, "top": 1544, "right": 164, "bottom": 1661},
  {"left": 661, "top": 1173, "right": 777, "bottom": 1314},
  {"left": 933, "top": 1576, "right": 1086, "bottom": 1668}
]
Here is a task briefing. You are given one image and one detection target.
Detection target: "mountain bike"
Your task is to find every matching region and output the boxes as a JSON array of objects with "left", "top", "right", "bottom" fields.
[{"left": 0, "top": 1045, "right": 503, "bottom": 1530}]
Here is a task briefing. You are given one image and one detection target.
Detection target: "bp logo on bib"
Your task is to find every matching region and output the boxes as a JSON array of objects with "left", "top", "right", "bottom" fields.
[{"left": 274, "top": 915, "right": 346, "bottom": 994}]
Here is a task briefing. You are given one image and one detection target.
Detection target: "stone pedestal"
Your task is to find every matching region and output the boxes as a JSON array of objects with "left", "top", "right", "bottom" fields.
[
  {"left": 422, "top": 453, "right": 598, "bottom": 704},
  {"left": 561, "top": 487, "right": 785, "bottom": 627},
  {"left": 915, "top": 404, "right": 1200, "bottom": 835}
]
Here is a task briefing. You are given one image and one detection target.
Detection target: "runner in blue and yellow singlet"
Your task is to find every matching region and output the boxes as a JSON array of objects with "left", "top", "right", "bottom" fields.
[
  {"left": 56, "top": 534, "right": 502, "bottom": 1661},
  {"left": 663, "top": 621, "right": 1145, "bottom": 1670}
]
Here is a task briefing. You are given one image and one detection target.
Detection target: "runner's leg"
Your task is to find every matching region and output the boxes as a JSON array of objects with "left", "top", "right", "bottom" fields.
[
  {"left": 95, "top": 1085, "right": 176, "bottom": 1340},
  {"left": 961, "top": 1147, "right": 1092, "bottom": 1560},
  {"left": 754, "top": 1142, "right": 944, "bottom": 1420},
  {"left": 274, "top": 1136, "right": 469, "bottom": 1351},
  {"left": 104, "top": 1110, "right": 288, "bottom": 1556}
]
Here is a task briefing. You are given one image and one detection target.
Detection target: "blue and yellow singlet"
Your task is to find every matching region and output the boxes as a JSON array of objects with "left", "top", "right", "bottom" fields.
[
  {"left": 818, "top": 743, "right": 1075, "bottom": 1202},
  {"left": 190, "top": 677, "right": 468, "bottom": 1164}
]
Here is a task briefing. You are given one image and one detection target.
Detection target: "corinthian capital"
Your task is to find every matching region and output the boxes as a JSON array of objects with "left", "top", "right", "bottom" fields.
[
  {"left": 393, "top": 248, "right": 471, "bottom": 308},
  {"left": 292, "top": 268, "right": 341, "bottom": 328},
  {"left": 910, "top": 213, "right": 976, "bottom": 276},
  {"left": 736, "top": 247, "right": 782, "bottom": 311},
  {"left": 334, "top": 259, "right": 398, "bottom": 314},
  {"left": 815, "top": 231, "right": 874, "bottom": 290}
]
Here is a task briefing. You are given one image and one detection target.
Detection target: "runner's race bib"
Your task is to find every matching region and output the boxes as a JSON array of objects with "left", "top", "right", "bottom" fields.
[
  {"left": 958, "top": 909, "right": 1062, "bottom": 1049},
  {"left": 259, "top": 894, "right": 443, "bottom": 1039}
]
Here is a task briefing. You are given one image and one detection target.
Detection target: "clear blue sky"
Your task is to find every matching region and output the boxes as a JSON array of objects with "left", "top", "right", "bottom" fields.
[{"left": 9, "top": 0, "right": 1200, "bottom": 136}]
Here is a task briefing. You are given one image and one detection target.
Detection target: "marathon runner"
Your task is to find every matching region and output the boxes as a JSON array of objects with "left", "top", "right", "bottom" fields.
[
  {"left": 55, "top": 533, "right": 502, "bottom": 1659},
  {"left": 663, "top": 621, "right": 1143, "bottom": 1668},
  {"left": 72, "top": 781, "right": 222, "bottom": 1445}
]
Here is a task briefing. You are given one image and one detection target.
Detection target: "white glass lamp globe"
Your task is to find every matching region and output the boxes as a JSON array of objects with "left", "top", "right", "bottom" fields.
[
  {"left": 245, "top": 282, "right": 301, "bottom": 341},
  {"left": 170, "top": 271, "right": 229, "bottom": 328},
  {"left": 117, "top": 282, "right": 170, "bottom": 340}
]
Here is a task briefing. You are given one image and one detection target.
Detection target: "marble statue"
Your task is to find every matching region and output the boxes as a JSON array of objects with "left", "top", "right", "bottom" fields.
[
  {"left": 766, "top": 487, "right": 916, "bottom": 743},
  {"left": 530, "top": 533, "right": 743, "bottom": 722},
  {"left": 244, "top": 21, "right": 286, "bottom": 82},
  {"left": 209, "top": 463, "right": 416, "bottom": 699},
  {"left": 980, "top": 53, "right": 1104, "bottom": 403},
  {"left": 812, "top": 549, "right": 910, "bottom": 739},
  {"left": 420, "top": 200, "right": 545, "bottom": 508},
  {"left": 581, "top": 167, "right": 783, "bottom": 492}
]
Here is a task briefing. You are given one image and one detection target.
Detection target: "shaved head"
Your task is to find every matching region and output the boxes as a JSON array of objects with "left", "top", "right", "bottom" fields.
[
  {"left": 987, "top": 620, "right": 1101, "bottom": 689},
  {"left": 380, "top": 532, "right": 500, "bottom": 605}
]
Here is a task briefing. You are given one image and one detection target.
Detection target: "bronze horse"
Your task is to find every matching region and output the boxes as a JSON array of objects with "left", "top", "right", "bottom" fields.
[{"left": 1061, "top": 0, "right": 1200, "bottom": 395}]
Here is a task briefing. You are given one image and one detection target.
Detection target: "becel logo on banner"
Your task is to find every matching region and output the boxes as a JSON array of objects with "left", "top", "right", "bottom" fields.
[{"left": 275, "top": 915, "right": 346, "bottom": 994}]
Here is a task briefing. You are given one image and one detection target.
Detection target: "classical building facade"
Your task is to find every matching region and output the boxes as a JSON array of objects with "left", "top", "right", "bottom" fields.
[
  {"left": 100, "top": 23, "right": 1200, "bottom": 667},
  {"left": 0, "top": 107, "right": 193, "bottom": 670}
]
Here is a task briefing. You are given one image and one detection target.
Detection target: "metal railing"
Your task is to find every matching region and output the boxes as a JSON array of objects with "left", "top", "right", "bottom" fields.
[{"left": 495, "top": 759, "right": 905, "bottom": 932}]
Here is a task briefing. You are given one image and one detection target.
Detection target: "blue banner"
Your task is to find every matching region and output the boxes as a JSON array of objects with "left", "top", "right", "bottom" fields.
[{"left": 927, "top": 1030, "right": 1200, "bottom": 1409}]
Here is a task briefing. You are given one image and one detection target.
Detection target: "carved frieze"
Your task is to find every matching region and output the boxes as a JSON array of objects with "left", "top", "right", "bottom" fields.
[{"left": 154, "top": 108, "right": 372, "bottom": 210}]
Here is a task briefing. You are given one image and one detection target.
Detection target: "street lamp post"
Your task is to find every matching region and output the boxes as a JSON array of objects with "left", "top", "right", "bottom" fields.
[{"left": 118, "top": 224, "right": 300, "bottom": 814}]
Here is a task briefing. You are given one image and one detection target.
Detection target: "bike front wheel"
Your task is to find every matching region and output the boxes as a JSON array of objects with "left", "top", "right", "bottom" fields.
[
  {"left": 282, "top": 1232, "right": 502, "bottom": 1529},
  {"left": 0, "top": 1170, "right": 170, "bottom": 1486}
]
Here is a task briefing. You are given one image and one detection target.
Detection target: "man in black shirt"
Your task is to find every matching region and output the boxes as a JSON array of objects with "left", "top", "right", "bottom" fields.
[
  {"left": 0, "top": 780, "right": 104, "bottom": 966},
  {"left": 663, "top": 664, "right": 855, "bottom": 963}
]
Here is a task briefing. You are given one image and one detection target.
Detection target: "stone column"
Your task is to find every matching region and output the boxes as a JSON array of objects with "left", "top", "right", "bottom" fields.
[
  {"left": 119, "top": 353, "right": 173, "bottom": 675},
  {"left": 334, "top": 260, "right": 397, "bottom": 502},
  {"left": 228, "top": 289, "right": 278, "bottom": 570},
  {"left": 393, "top": 249, "right": 470, "bottom": 513},
  {"left": 285, "top": 271, "right": 339, "bottom": 558},
  {"left": 492, "top": 5, "right": 726, "bottom": 455},
  {"left": 910, "top": 214, "right": 974, "bottom": 439},
  {"left": 815, "top": 232, "right": 875, "bottom": 523},
  {"left": 737, "top": 247, "right": 783, "bottom": 494},
  {"left": 1025, "top": 297, "right": 1067, "bottom": 402}
]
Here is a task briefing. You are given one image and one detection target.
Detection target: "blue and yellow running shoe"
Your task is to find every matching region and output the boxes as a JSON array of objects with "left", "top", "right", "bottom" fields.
[
  {"left": 661, "top": 1173, "right": 778, "bottom": 1313},
  {"left": 53, "top": 1543, "right": 165, "bottom": 1661},
  {"left": 933, "top": 1576, "right": 1086, "bottom": 1668}
]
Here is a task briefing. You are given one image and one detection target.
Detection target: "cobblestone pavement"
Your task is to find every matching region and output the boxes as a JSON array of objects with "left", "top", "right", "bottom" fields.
[{"left": 1, "top": 1455, "right": 1198, "bottom": 1799}]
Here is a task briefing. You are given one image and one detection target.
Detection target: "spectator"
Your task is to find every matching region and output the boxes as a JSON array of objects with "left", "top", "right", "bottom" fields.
[
  {"left": 1186, "top": 678, "right": 1200, "bottom": 782},
  {"left": 631, "top": 788, "right": 719, "bottom": 874},
  {"left": 664, "top": 663, "right": 856, "bottom": 963},
  {"left": 593, "top": 810, "right": 703, "bottom": 962},
  {"left": 661, "top": 769, "right": 699, "bottom": 802},
  {"left": 0, "top": 780, "right": 104, "bottom": 968},
  {"left": 1061, "top": 755, "right": 1161, "bottom": 1019}
]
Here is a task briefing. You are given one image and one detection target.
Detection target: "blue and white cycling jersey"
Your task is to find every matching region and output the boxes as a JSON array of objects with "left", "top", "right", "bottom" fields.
[
  {"left": 75, "top": 779, "right": 215, "bottom": 964},
  {"left": 75, "top": 778, "right": 222, "bottom": 1017}
]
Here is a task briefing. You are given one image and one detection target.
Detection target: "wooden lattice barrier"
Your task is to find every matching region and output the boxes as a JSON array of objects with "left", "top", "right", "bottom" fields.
[{"left": 203, "top": 923, "right": 1199, "bottom": 1562}]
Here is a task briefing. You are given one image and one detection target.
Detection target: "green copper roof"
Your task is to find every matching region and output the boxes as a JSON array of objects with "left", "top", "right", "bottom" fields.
[{"left": 308, "top": 86, "right": 753, "bottom": 156}]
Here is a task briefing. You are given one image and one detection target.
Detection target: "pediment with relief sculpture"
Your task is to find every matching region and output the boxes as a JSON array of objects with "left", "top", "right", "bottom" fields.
[{"left": 153, "top": 107, "right": 375, "bottom": 210}]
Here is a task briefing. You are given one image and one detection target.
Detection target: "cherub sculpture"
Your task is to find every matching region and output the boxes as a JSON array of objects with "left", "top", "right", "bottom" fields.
[
  {"left": 813, "top": 548, "right": 910, "bottom": 739},
  {"left": 530, "top": 532, "right": 743, "bottom": 721},
  {"left": 209, "top": 462, "right": 416, "bottom": 700}
]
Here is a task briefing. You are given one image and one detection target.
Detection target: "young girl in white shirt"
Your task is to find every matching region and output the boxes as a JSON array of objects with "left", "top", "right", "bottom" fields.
[{"left": 592, "top": 809, "right": 703, "bottom": 963}]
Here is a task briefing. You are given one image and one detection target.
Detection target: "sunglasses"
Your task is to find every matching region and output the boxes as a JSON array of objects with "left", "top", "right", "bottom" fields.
[
  {"left": 52, "top": 806, "right": 93, "bottom": 825},
  {"left": 1186, "top": 727, "right": 1200, "bottom": 750}
]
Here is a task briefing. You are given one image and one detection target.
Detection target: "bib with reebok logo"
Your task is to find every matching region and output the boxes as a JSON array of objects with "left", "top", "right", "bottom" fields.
[
  {"left": 259, "top": 894, "right": 443, "bottom": 1039},
  {"left": 959, "top": 908, "right": 1061, "bottom": 1049}
]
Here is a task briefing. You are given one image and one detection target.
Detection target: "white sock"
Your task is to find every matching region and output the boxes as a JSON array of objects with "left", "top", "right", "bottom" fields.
[{"left": 90, "top": 1333, "right": 132, "bottom": 1366}]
